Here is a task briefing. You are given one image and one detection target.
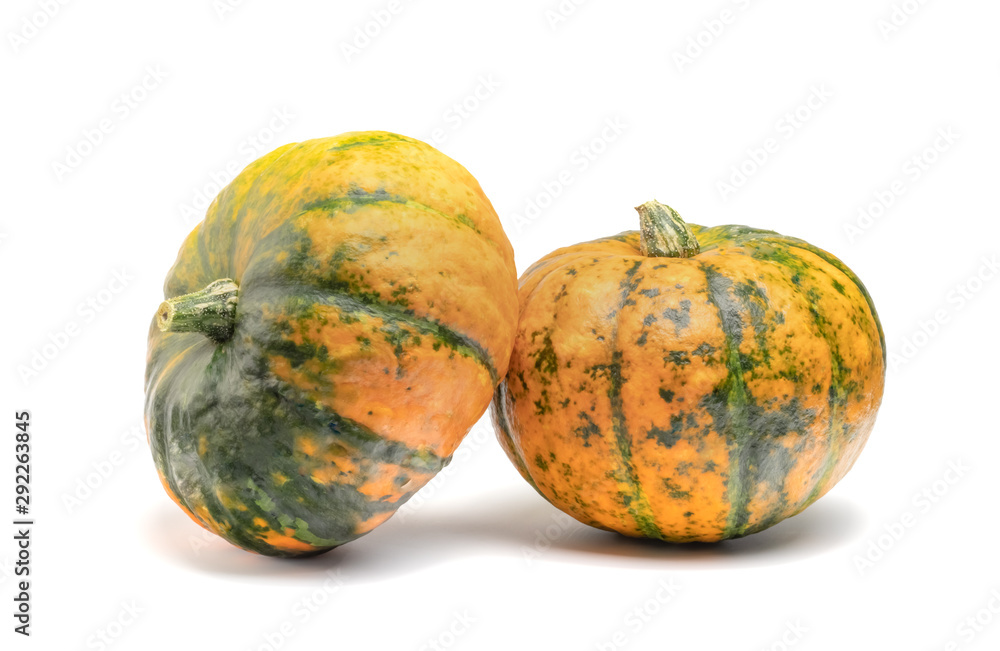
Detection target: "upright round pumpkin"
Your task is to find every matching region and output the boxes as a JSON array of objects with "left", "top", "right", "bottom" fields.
[
  {"left": 145, "top": 132, "right": 517, "bottom": 557},
  {"left": 492, "top": 201, "right": 885, "bottom": 542}
]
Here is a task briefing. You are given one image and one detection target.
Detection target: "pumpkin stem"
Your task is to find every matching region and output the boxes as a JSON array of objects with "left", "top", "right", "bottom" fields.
[
  {"left": 156, "top": 279, "right": 239, "bottom": 343},
  {"left": 636, "top": 201, "right": 701, "bottom": 258}
]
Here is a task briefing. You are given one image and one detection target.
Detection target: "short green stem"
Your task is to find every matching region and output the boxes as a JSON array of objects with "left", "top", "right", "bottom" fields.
[
  {"left": 157, "top": 279, "right": 239, "bottom": 343},
  {"left": 635, "top": 201, "right": 701, "bottom": 258}
]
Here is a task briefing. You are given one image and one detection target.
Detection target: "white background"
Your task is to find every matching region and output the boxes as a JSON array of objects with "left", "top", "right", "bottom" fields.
[{"left": 3, "top": 0, "right": 1000, "bottom": 649}]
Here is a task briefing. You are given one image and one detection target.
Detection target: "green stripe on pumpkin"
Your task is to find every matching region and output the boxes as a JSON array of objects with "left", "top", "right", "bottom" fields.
[
  {"left": 301, "top": 192, "right": 484, "bottom": 236},
  {"left": 251, "top": 284, "right": 499, "bottom": 386},
  {"left": 491, "top": 383, "right": 541, "bottom": 493},
  {"left": 607, "top": 260, "right": 662, "bottom": 539},
  {"left": 700, "top": 264, "right": 756, "bottom": 538},
  {"left": 606, "top": 349, "right": 662, "bottom": 539}
]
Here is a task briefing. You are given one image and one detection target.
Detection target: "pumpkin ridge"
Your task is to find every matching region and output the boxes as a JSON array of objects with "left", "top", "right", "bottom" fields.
[
  {"left": 249, "top": 282, "right": 499, "bottom": 386},
  {"left": 609, "top": 260, "right": 663, "bottom": 539},
  {"left": 253, "top": 368, "right": 451, "bottom": 473},
  {"left": 184, "top": 430, "right": 264, "bottom": 550},
  {"left": 519, "top": 252, "right": 629, "bottom": 311},
  {"left": 145, "top": 341, "right": 209, "bottom": 529},
  {"left": 777, "top": 247, "right": 852, "bottom": 506},
  {"left": 147, "top": 345, "right": 256, "bottom": 549},
  {"left": 700, "top": 263, "right": 755, "bottom": 538},
  {"left": 324, "top": 133, "right": 412, "bottom": 152},
  {"left": 739, "top": 242, "right": 858, "bottom": 512},
  {"left": 222, "top": 143, "right": 302, "bottom": 281},
  {"left": 712, "top": 229, "right": 884, "bottom": 363},
  {"left": 299, "top": 193, "right": 487, "bottom": 239},
  {"left": 607, "top": 349, "right": 661, "bottom": 539},
  {"left": 490, "top": 384, "right": 539, "bottom": 491},
  {"left": 318, "top": 407, "right": 450, "bottom": 474},
  {"left": 194, "top": 224, "right": 219, "bottom": 289},
  {"left": 784, "top": 242, "right": 886, "bottom": 364},
  {"left": 167, "top": 350, "right": 339, "bottom": 557}
]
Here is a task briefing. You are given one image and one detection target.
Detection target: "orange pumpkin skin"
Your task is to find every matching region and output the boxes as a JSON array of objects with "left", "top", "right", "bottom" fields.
[{"left": 491, "top": 203, "right": 885, "bottom": 542}]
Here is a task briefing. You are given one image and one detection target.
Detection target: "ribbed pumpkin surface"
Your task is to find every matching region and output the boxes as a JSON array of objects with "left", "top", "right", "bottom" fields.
[
  {"left": 492, "top": 213, "right": 884, "bottom": 542},
  {"left": 145, "top": 132, "right": 517, "bottom": 556}
]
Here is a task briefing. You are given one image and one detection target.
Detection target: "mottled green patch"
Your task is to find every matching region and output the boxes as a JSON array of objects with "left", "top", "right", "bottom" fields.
[
  {"left": 662, "top": 299, "right": 692, "bottom": 336},
  {"left": 662, "top": 478, "right": 692, "bottom": 500},
  {"left": 647, "top": 416, "right": 683, "bottom": 449},
  {"left": 692, "top": 343, "right": 717, "bottom": 359},
  {"left": 572, "top": 414, "right": 600, "bottom": 451},
  {"left": 613, "top": 260, "right": 644, "bottom": 314},
  {"left": 666, "top": 351, "right": 690, "bottom": 366},
  {"left": 529, "top": 330, "right": 559, "bottom": 380},
  {"left": 533, "top": 389, "right": 553, "bottom": 416}
]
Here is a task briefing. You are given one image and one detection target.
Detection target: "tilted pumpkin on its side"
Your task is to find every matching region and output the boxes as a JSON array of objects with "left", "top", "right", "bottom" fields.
[
  {"left": 145, "top": 132, "right": 517, "bottom": 557},
  {"left": 491, "top": 201, "right": 885, "bottom": 542}
]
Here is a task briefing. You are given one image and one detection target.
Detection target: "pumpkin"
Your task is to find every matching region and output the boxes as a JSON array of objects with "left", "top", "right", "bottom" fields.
[
  {"left": 491, "top": 201, "right": 885, "bottom": 542},
  {"left": 145, "top": 131, "right": 517, "bottom": 557}
]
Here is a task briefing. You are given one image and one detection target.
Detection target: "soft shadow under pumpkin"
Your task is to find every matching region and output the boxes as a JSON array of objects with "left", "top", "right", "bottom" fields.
[{"left": 143, "top": 488, "right": 866, "bottom": 583}]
